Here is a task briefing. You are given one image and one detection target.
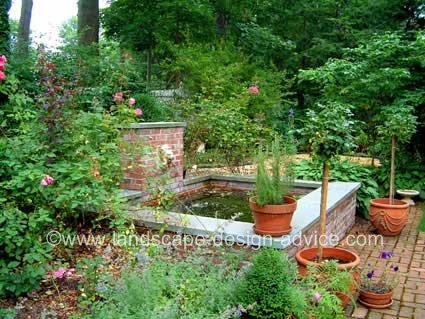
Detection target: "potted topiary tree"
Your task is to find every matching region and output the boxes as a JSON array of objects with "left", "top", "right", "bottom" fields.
[
  {"left": 249, "top": 137, "right": 297, "bottom": 236},
  {"left": 295, "top": 102, "right": 360, "bottom": 278},
  {"left": 369, "top": 104, "right": 417, "bottom": 235}
]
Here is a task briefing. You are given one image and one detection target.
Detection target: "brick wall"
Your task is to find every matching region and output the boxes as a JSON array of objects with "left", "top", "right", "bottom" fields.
[
  {"left": 120, "top": 122, "right": 186, "bottom": 194},
  {"left": 284, "top": 193, "right": 357, "bottom": 257}
]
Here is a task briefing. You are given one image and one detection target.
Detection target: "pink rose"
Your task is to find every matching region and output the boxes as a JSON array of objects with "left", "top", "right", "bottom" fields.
[
  {"left": 52, "top": 268, "right": 67, "bottom": 279},
  {"left": 113, "top": 92, "right": 123, "bottom": 103},
  {"left": 134, "top": 108, "right": 143, "bottom": 117},
  {"left": 40, "top": 174, "right": 55, "bottom": 186},
  {"left": 248, "top": 85, "right": 259, "bottom": 95},
  {"left": 0, "top": 71, "right": 5, "bottom": 81},
  {"left": 0, "top": 55, "right": 7, "bottom": 64},
  {"left": 313, "top": 292, "right": 321, "bottom": 303},
  {"left": 128, "top": 97, "right": 136, "bottom": 106}
]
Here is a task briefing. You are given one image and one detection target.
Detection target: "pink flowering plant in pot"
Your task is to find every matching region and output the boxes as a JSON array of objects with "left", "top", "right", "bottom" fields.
[{"left": 358, "top": 251, "right": 400, "bottom": 308}]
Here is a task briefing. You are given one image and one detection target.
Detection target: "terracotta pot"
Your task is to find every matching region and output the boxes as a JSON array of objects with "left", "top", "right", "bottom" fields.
[
  {"left": 369, "top": 198, "right": 409, "bottom": 236},
  {"left": 295, "top": 247, "right": 360, "bottom": 306},
  {"left": 249, "top": 196, "right": 297, "bottom": 236},
  {"left": 358, "top": 289, "right": 393, "bottom": 309}
]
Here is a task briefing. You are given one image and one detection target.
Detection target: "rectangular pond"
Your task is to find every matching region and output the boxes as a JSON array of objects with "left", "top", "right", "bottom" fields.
[{"left": 125, "top": 175, "right": 360, "bottom": 254}]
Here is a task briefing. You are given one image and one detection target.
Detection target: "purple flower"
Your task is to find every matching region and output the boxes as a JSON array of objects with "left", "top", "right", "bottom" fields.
[
  {"left": 367, "top": 270, "right": 374, "bottom": 279},
  {"left": 380, "top": 251, "right": 393, "bottom": 259}
]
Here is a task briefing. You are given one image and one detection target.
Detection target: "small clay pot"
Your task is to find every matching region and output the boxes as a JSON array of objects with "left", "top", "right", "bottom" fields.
[
  {"left": 295, "top": 247, "right": 360, "bottom": 306},
  {"left": 369, "top": 198, "right": 409, "bottom": 236},
  {"left": 358, "top": 289, "right": 393, "bottom": 309},
  {"left": 249, "top": 196, "right": 297, "bottom": 237}
]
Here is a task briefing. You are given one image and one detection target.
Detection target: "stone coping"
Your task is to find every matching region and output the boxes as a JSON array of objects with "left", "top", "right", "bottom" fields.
[
  {"left": 183, "top": 174, "right": 322, "bottom": 189},
  {"left": 121, "top": 175, "right": 322, "bottom": 200},
  {"left": 130, "top": 181, "right": 360, "bottom": 249},
  {"left": 123, "top": 122, "right": 187, "bottom": 129}
]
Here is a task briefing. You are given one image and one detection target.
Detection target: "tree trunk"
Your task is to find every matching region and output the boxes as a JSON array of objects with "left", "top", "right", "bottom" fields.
[
  {"left": 77, "top": 0, "right": 99, "bottom": 47},
  {"left": 317, "top": 161, "right": 330, "bottom": 261},
  {"left": 17, "top": 0, "right": 33, "bottom": 54},
  {"left": 389, "top": 136, "right": 396, "bottom": 204},
  {"left": 146, "top": 47, "right": 152, "bottom": 87}
]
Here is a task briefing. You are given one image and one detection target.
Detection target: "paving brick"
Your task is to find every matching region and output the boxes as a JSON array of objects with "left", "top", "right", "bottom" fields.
[
  {"left": 399, "top": 306, "right": 414, "bottom": 318},
  {"left": 367, "top": 312, "right": 383, "bottom": 319},
  {"left": 345, "top": 205, "right": 425, "bottom": 318},
  {"left": 401, "top": 292, "right": 415, "bottom": 303},
  {"left": 352, "top": 306, "right": 368, "bottom": 318}
]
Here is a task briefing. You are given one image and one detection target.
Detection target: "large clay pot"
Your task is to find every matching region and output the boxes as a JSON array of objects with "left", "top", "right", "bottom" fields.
[
  {"left": 295, "top": 247, "right": 360, "bottom": 306},
  {"left": 369, "top": 198, "right": 409, "bottom": 236},
  {"left": 358, "top": 289, "right": 393, "bottom": 309},
  {"left": 249, "top": 196, "right": 297, "bottom": 236}
]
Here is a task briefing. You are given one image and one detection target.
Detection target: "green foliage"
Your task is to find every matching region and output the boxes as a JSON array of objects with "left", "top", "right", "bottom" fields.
[
  {"left": 0, "top": 206, "right": 53, "bottom": 297},
  {"left": 182, "top": 98, "right": 273, "bottom": 168},
  {"left": 0, "top": 0, "right": 11, "bottom": 55},
  {"left": 299, "top": 101, "right": 356, "bottom": 162},
  {"left": 171, "top": 43, "right": 285, "bottom": 123},
  {"left": 85, "top": 252, "right": 243, "bottom": 319},
  {"left": 133, "top": 93, "right": 174, "bottom": 122},
  {"left": 375, "top": 153, "right": 425, "bottom": 200},
  {"left": 301, "top": 260, "right": 353, "bottom": 319},
  {"left": 299, "top": 32, "right": 425, "bottom": 159},
  {"left": 294, "top": 159, "right": 379, "bottom": 218},
  {"left": 236, "top": 248, "right": 308, "bottom": 319},
  {"left": 0, "top": 308, "right": 16, "bottom": 319},
  {"left": 418, "top": 207, "right": 425, "bottom": 232},
  {"left": 255, "top": 138, "right": 295, "bottom": 205},
  {"left": 376, "top": 104, "right": 417, "bottom": 142}
]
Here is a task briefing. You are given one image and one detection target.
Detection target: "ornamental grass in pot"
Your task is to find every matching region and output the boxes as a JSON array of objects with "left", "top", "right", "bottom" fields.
[
  {"left": 295, "top": 102, "right": 360, "bottom": 305},
  {"left": 358, "top": 251, "right": 400, "bottom": 309},
  {"left": 369, "top": 105, "right": 417, "bottom": 236},
  {"left": 250, "top": 137, "right": 296, "bottom": 236}
]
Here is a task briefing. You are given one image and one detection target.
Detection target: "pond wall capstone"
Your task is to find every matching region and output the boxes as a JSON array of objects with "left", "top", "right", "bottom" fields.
[{"left": 120, "top": 122, "right": 186, "bottom": 194}]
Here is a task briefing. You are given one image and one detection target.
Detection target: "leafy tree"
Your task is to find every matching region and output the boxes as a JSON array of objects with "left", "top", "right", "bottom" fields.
[{"left": 299, "top": 32, "right": 425, "bottom": 159}]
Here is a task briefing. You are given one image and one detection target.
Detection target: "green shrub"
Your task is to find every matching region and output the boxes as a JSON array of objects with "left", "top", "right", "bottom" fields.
[
  {"left": 0, "top": 206, "right": 52, "bottom": 297},
  {"left": 375, "top": 153, "right": 425, "bottom": 201},
  {"left": 301, "top": 260, "right": 353, "bottom": 319},
  {"left": 182, "top": 98, "right": 273, "bottom": 168},
  {"left": 294, "top": 158, "right": 379, "bottom": 219},
  {"left": 255, "top": 138, "right": 295, "bottom": 205},
  {"left": 236, "top": 248, "right": 308, "bottom": 319},
  {"left": 86, "top": 253, "right": 243, "bottom": 319}
]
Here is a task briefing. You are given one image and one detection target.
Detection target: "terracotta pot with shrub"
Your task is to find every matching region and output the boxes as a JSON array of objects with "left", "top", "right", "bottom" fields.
[
  {"left": 250, "top": 137, "right": 297, "bottom": 236},
  {"left": 294, "top": 102, "right": 360, "bottom": 305},
  {"left": 369, "top": 105, "right": 417, "bottom": 236}
]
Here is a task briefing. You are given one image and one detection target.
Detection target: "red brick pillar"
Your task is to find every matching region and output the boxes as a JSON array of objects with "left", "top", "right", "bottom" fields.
[{"left": 120, "top": 122, "right": 186, "bottom": 195}]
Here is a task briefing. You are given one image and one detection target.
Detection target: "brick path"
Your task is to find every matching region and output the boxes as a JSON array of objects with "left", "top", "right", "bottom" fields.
[{"left": 340, "top": 204, "right": 425, "bottom": 319}]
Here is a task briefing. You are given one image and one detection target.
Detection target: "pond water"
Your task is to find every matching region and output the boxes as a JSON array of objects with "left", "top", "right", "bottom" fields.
[{"left": 175, "top": 189, "right": 253, "bottom": 222}]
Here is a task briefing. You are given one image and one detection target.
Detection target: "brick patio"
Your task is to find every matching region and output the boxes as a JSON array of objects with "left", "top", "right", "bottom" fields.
[{"left": 340, "top": 204, "right": 425, "bottom": 319}]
